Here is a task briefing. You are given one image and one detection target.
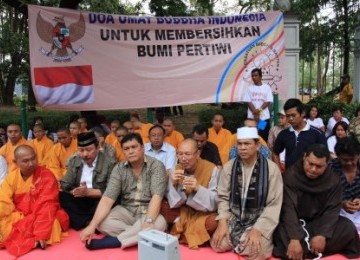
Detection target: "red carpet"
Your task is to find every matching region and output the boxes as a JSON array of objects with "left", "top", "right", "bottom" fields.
[{"left": 0, "top": 229, "right": 355, "bottom": 260}]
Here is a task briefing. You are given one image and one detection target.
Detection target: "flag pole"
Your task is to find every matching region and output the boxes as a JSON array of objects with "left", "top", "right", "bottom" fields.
[{"left": 20, "top": 97, "right": 28, "bottom": 137}]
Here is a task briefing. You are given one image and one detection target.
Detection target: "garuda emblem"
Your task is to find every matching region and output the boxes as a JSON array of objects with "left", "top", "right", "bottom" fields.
[{"left": 37, "top": 12, "right": 85, "bottom": 62}]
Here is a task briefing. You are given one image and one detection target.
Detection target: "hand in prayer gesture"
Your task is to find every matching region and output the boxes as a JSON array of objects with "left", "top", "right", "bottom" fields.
[
  {"left": 247, "top": 228, "right": 262, "bottom": 255},
  {"left": 310, "top": 235, "right": 326, "bottom": 255},
  {"left": 170, "top": 169, "right": 185, "bottom": 186},
  {"left": 182, "top": 175, "right": 199, "bottom": 192},
  {"left": 342, "top": 199, "right": 360, "bottom": 213},
  {"left": 287, "top": 239, "right": 303, "bottom": 260}
]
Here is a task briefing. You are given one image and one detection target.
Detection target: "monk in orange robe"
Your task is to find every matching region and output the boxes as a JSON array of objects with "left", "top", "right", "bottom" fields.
[
  {"left": 130, "top": 112, "right": 153, "bottom": 144},
  {"left": 112, "top": 127, "right": 128, "bottom": 162},
  {"left": 77, "top": 117, "right": 89, "bottom": 133},
  {"left": 69, "top": 121, "right": 80, "bottom": 140},
  {"left": 0, "top": 124, "right": 32, "bottom": 172},
  {"left": 163, "top": 118, "right": 184, "bottom": 150},
  {"left": 45, "top": 128, "right": 77, "bottom": 180},
  {"left": 208, "top": 113, "right": 232, "bottom": 165},
  {"left": 31, "top": 123, "right": 54, "bottom": 166},
  {"left": 0, "top": 145, "right": 69, "bottom": 256},
  {"left": 105, "top": 119, "right": 120, "bottom": 145}
]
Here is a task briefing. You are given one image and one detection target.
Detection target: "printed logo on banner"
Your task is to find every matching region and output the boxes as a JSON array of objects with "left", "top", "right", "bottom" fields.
[{"left": 36, "top": 12, "right": 86, "bottom": 61}]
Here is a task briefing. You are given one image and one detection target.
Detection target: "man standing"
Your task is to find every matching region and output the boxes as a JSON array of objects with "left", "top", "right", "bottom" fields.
[
  {"left": 192, "top": 124, "right": 222, "bottom": 167},
  {"left": 145, "top": 125, "right": 177, "bottom": 172},
  {"left": 0, "top": 145, "right": 69, "bottom": 256},
  {"left": 164, "top": 139, "right": 219, "bottom": 249},
  {"left": 273, "top": 144, "right": 360, "bottom": 259},
  {"left": 211, "top": 127, "right": 283, "bottom": 259},
  {"left": 244, "top": 68, "right": 273, "bottom": 141},
  {"left": 46, "top": 127, "right": 78, "bottom": 180},
  {"left": 60, "top": 132, "right": 116, "bottom": 230},
  {"left": 80, "top": 133, "right": 167, "bottom": 250},
  {"left": 273, "top": 98, "right": 326, "bottom": 170},
  {"left": 0, "top": 124, "right": 32, "bottom": 172},
  {"left": 162, "top": 118, "right": 184, "bottom": 150}
]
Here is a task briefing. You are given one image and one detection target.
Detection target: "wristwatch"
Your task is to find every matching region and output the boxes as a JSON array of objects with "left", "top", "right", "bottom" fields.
[{"left": 144, "top": 215, "right": 154, "bottom": 224}]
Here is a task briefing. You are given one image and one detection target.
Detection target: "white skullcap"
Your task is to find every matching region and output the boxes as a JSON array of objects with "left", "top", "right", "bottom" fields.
[{"left": 237, "top": 127, "right": 259, "bottom": 140}]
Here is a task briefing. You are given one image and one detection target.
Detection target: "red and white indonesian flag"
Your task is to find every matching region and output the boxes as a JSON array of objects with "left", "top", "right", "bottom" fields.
[{"left": 33, "top": 65, "right": 94, "bottom": 105}]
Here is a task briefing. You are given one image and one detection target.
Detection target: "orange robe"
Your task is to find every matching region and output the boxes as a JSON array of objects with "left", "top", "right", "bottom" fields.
[
  {"left": 31, "top": 136, "right": 54, "bottom": 166},
  {"left": 164, "top": 130, "right": 184, "bottom": 150},
  {"left": 208, "top": 127, "right": 233, "bottom": 165},
  {"left": 0, "top": 138, "right": 33, "bottom": 173},
  {"left": 105, "top": 132, "right": 117, "bottom": 145},
  {"left": 0, "top": 166, "right": 69, "bottom": 256},
  {"left": 135, "top": 123, "right": 153, "bottom": 144},
  {"left": 113, "top": 140, "right": 126, "bottom": 162},
  {"left": 45, "top": 139, "right": 77, "bottom": 180}
]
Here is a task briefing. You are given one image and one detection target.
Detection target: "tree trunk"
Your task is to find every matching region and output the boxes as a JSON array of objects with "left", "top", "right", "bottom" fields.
[
  {"left": 321, "top": 45, "right": 330, "bottom": 93},
  {"left": 342, "top": 0, "right": 349, "bottom": 75}
]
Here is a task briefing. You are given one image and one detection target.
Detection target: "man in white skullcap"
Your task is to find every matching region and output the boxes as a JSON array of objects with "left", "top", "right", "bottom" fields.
[{"left": 211, "top": 127, "right": 283, "bottom": 260}]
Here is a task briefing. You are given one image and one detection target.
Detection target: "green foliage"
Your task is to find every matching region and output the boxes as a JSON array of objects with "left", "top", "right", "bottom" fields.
[
  {"left": 149, "top": 0, "right": 189, "bottom": 16},
  {"left": 197, "top": 103, "right": 248, "bottom": 133},
  {"left": 0, "top": 109, "right": 130, "bottom": 132}
]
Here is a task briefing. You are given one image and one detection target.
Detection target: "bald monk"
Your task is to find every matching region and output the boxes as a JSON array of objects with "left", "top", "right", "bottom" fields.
[
  {"left": 0, "top": 124, "right": 32, "bottom": 172},
  {"left": 45, "top": 128, "right": 77, "bottom": 180},
  {"left": 163, "top": 118, "right": 184, "bottom": 150},
  {"left": 130, "top": 112, "right": 153, "bottom": 144},
  {"left": 123, "top": 121, "right": 134, "bottom": 133},
  {"left": 0, "top": 145, "right": 69, "bottom": 256},
  {"left": 162, "top": 139, "right": 219, "bottom": 249},
  {"left": 105, "top": 119, "right": 121, "bottom": 145},
  {"left": 69, "top": 121, "right": 80, "bottom": 140},
  {"left": 208, "top": 113, "right": 233, "bottom": 165},
  {"left": 113, "top": 127, "right": 128, "bottom": 162},
  {"left": 31, "top": 123, "right": 54, "bottom": 166}
]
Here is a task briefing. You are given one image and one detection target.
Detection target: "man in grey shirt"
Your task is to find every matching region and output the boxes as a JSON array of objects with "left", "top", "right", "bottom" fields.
[{"left": 80, "top": 133, "right": 167, "bottom": 250}]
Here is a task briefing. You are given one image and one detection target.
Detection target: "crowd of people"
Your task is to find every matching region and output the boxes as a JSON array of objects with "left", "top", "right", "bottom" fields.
[{"left": 0, "top": 68, "right": 360, "bottom": 259}]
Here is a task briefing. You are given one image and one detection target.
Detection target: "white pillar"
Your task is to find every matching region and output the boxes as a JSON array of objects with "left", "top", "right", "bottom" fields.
[
  {"left": 354, "top": 24, "right": 360, "bottom": 102},
  {"left": 283, "top": 13, "right": 301, "bottom": 101}
]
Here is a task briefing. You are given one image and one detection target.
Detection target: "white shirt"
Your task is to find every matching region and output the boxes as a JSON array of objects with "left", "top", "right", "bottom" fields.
[
  {"left": 306, "top": 118, "right": 325, "bottom": 130},
  {"left": 0, "top": 155, "right": 7, "bottom": 184},
  {"left": 327, "top": 135, "right": 337, "bottom": 154},
  {"left": 326, "top": 117, "right": 349, "bottom": 137},
  {"left": 144, "top": 142, "right": 176, "bottom": 171},
  {"left": 244, "top": 83, "right": 273, "bottom": 120},
  {"left": 80, "top": 156, "right": 98, "bottom": 188}
]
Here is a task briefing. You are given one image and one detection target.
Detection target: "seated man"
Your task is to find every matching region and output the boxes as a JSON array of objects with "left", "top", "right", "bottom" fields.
[
  {"left": 69, "top": 121, "right": 80, "bottom": 140},
  {"left": 80, "top": 133, "right": 167, "bottom": 250},
  {"left": 162, "top": 118, "right": 184, "bottom": 150},
  {"left": 145, "top": 125, "right": 177, "bottom": 173},
  {"left": 273, "top": 144, "right": 360, "bottom": 259},
  {"left": 330, "top": 136, "right": 360, "bottom": 234},
  {"left": 208, "top": 112, "right": 233, "bottom": 165},
  {"left": 112, "top": 126, "right": 128, "bottom": 162},
  {"left": 77, "top": 117, "right": 89, "bottom": 133},
  {"left": 46, "top": 127, "right": 78, "bottom": 180},
  {"left": 163, "top": 139, "right": 219, "bottom": 249},
  {"left": 211, "top": 127, "right": 283, "bottom": 260},
  {"left": 192, "top": 124, "right": 222, "bottom": 168},
  {"left": 60, "top": 132, "right": 117, "bottom": 230},
  {"left": 105, "top": 119, "right": 120, "bottom": 145},
  {"left": 31, "top": 123, "right": 54, "bottom": 166},
  {"left": 0, "top": 123, "right": 32, "bottom": 172},
  {"left": 0, "top": 145, "right": 69, "bottom": 257}
]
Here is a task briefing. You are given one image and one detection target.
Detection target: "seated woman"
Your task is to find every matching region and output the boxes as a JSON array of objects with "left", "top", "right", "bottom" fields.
[
  {"left": 330, "top": 136, "right": 360, "bottom": 234},
  {"left": 306, "top": 105, "right": 325, "bottom": 132},
  {"left": 327, "top": 121, "right": 348, "bottom": 159}
]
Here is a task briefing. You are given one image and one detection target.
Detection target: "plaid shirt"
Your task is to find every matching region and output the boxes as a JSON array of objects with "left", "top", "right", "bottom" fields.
[{"left": 329, "top": 159, "right": 360, "bottom": 201}]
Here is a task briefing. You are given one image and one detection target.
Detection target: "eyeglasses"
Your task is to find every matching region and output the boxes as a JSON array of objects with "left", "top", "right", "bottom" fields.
[{"left": 177, "top": 151, "right": 198, "bottom": 158}]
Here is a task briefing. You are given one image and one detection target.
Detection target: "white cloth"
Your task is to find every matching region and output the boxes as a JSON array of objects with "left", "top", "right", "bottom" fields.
[
  {"left": 327, "top": 135, "right": 337, "bottom": 154},
  {"left": 306, "top": 118, "right": 325, "bottom": 130},
  {"left": 244, "top": 83, "right": 273, "bottom": 120},
  {"left": 80, "top": 156, "right": 98, "bottom": 188},
  {"left": 340, "top": 209, "right": 360, "bottom": 235},
  {"left": 166, "top": 166, "right": 219, "bottom": 212},
  {"left": 144, "top": 142, "right": 176, "bottom": 171},
  {"left": 0, "top": 155, "right": 8, "bottom": 184},
  {"left": 326, "top": 117, "right": 349, "bottom": 137}
]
